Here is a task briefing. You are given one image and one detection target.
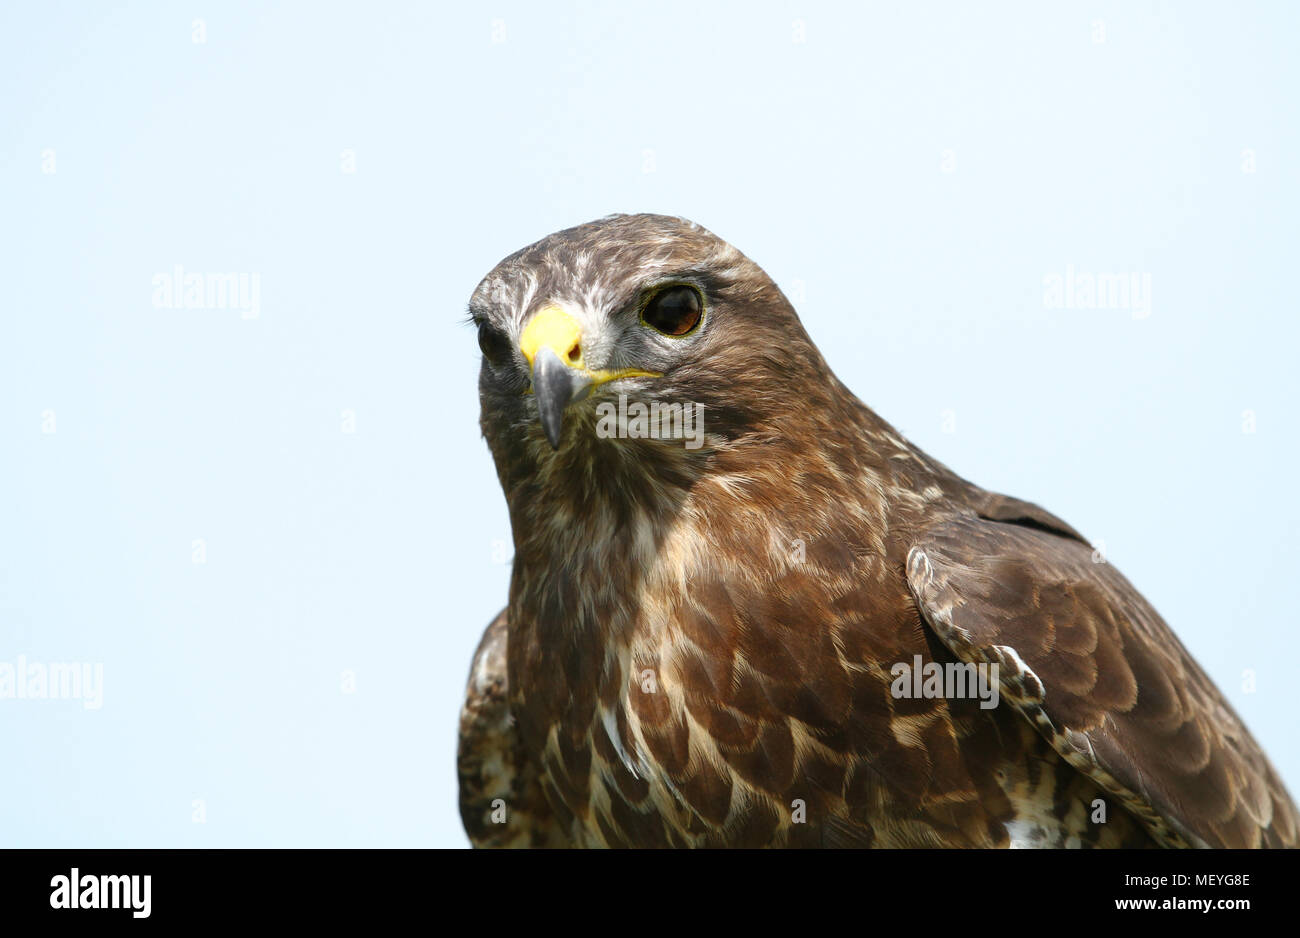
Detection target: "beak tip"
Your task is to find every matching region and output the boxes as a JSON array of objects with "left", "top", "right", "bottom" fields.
[{"left": 542, "top": 418, "right": 563, "bottom": 450}]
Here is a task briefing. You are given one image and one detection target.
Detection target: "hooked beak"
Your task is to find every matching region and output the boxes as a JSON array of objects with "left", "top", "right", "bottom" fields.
[
  {"left": 531, "top": 345, "right": 592, "bottom": 449},
  {"left": 520, "top": 305, "right": 660, "bottom": 450}
]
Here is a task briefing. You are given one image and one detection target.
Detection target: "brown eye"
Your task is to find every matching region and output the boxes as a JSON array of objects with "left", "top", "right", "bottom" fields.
[
  {"left": 641, "top": 285, "right": 703, "bottom": 337},
  {"left": 477, "top": 321, "right": 513, "bottom": 365}
]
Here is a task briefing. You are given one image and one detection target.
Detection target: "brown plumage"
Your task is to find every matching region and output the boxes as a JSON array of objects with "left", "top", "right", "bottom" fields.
[{"left": 457, "top": 213, "right": 1297, "bottom": 848}]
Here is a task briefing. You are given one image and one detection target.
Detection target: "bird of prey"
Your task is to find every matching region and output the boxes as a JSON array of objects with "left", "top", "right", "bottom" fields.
[{"left": 457, "top": 213, "right": 1297, "bottom": 848}]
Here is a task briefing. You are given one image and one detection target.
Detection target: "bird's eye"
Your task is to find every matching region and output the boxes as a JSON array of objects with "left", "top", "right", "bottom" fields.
[
  {"left": 477, "top": 321, "right": 513, "bottom": 365},
  {"left": 641, "top": 285, "right": 703, "bottom": 337}
]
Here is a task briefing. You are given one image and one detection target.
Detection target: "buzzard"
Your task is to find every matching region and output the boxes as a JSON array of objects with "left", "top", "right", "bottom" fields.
[{"left": 457, "top": 214, "right": 1296, "bottom": 848}]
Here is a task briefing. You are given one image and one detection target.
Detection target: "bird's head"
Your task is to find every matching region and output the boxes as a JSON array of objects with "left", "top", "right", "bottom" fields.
[{"left": 469, "top": 214, "right": 842, "bottom": 500}]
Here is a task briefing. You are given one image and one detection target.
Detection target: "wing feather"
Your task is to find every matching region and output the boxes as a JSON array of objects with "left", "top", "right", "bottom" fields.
[
  {"left": 457, "top": 609, "right": 568, "bottom": 847},
  {"left": 906, "top": 514, "right": 1298, "bottom": 848}
]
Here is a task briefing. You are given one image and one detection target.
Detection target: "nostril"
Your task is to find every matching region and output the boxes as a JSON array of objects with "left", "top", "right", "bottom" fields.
[{"left": 567, "top": 342, "right": 581, "bottom": 364}]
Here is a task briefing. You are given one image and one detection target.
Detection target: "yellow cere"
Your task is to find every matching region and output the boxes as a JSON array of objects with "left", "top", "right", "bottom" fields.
[
  {"left": 520, "top": 305, "right": 585, "bottom": 368},
  {"left": 519, "top": 304, "right": 661, "bottom": 390}
]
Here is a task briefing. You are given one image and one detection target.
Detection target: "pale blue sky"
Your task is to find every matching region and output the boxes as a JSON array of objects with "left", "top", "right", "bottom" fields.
[{"left": 2, "top": 1, "right": 1296, "bottom": 847}]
